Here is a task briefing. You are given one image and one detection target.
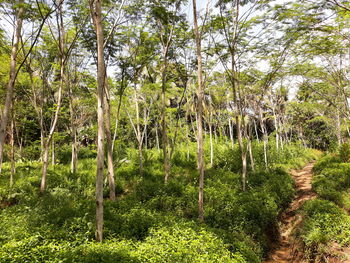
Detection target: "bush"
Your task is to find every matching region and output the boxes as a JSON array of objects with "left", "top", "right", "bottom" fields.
[
  {"left": 301, "top": 200, "right": 350, "bottom": 251},
  {"left": 312, "top": 163, "right": 350, "bottom": 206},
  {"left": 312, "top": 155, "right": 341, "bottom": 175},
  {"left": 339, "top": 143, "right": 350, "bottom": 163},
  {"left": 133, "top": 225, "right": 245, "bottom": 263}
]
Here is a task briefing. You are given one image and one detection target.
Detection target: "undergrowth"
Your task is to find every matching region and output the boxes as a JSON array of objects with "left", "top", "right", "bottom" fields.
[
  {"left": 300, "top": 143, "right": 350, "bottom": 261},
  {"left": 0, "top": 140, "right": 319, "bottom": 262}
]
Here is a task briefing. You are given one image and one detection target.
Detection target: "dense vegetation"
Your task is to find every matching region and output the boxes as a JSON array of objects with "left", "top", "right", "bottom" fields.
[
  {"left": 1, "top": 0, "right": 350, "bottom": 262},
  {"left": 300, "top": 146, "right": 350, "bottom": 261},
  {"left": 0, "top": 142, "right": 319, "bottom": 262}
]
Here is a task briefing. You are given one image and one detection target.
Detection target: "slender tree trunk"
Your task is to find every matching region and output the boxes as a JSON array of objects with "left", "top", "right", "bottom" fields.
[
  {"left": 51, "top": 137, "right": 55, "bottom": 166},
  {"left": 155, "top": 122, "right": 160, "bottom": 152},
  {"left": 248, "top": 125, "right": 255, "bottom": 172},
  {"left": 138, "top": 143, "right": 143, "bottom": 176},
  {"left": 104, "top": 83, "right": 116, "bottom": 201},
  {"left": 0, "top": 2, "right": 24, "bottom": 174},
  {"left": 40, "top": 2, "right": 65, "bottom": 192},
  {"left": 336, "top": 110, "right": 342, "bottom": 145},
  {"left": 41, "top": 145, "right": 50, "bottom": 190},
  {"left": 229, "top": 118, "right": 234, "bottom": 148},
  {"left": 133, "top": 86, "right": 143, "bottom": 176},
  {"left": 230, "top": 0, "right": 247, "bottom": 191},
  {"left": 209, "top": 119, "right": 214, "bottom": 167},
  {"left": 40, "top": 109, "right": 44, "bottom": 162},
  {"left": 253, "top": 119, "right": 259, "bottom": 143},
  {"left": 90, "top": 0, "right": 106, "bottom": 242},
  {"left": 259, "top": 107, "right": 268, "bottom": 169},
  {"left": 193, "top": 0, "right": 205, "bottom": 222},
  {"left": 186, "top": 124, "right": 190, "bottom": 161},
  {"left": 272, "top": 107, "right": 279, "bottom": 150},
  {"left": 69, "top": 84, "right": 78, "bottom": 173},
  {"left": 71, "top": 129, "right": 78, "bottom": 173},
  {"left": 111, "top": 80, "right": 125, "bottom": 152},
  {"left": 236, "top": 115, "right": 246, "bottom": 191},
  {"left": 10, "top": 108, "right": 15, "bottom": 187},
  {"left": 144, "top": 107, "right": 148, "bottom": 149},
  {"left": 162, "top": 53, "right": 170, "bottom": 183}
]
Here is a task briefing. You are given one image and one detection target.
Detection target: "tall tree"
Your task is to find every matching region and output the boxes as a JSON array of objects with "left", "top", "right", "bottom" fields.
[
  {"left": 89, "top": 0, "right": 106, "bottom": 242},
  {"left": 0, "top": 0, "right": 24, "bottom": 174},
  {"left": 40, "top": 0, "right": 66, "bottom": 192},
  {"left": 192, "top": 0, "right": 205, "bottom": 222}
]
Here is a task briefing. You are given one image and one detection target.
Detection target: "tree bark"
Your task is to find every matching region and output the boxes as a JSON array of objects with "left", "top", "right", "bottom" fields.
[
  {"left": 69, "top": 85, "right": 78, "bottom": 174},
  {"left": 193, "top": 0, "right": 205, "bottom": 222},
  {"left": 0, "top": 1, "right": 24, "bottom": 175},
  {"left": 104, "top": 82, "right": 116, "bottom": 201},
  {"left": 229, "top": 118, "right": 234, "bottom": 148},
  {"left": 51, "top": 137, "right": 55, "bottom": 166},
  {"left": 161, "top": 54, "right": 170, "bottom": 183},
  {"left": 10, "top": 107, "right": 15, "bottom": 187},
  {"left": 155, "top": 122, "right": 160, "bottom": 152},
  {"left": 209, "top": 113, "right": 214, "bottom": 167},
  {"left": 90, "top": 0, "right": 106, "bottom": 242}
]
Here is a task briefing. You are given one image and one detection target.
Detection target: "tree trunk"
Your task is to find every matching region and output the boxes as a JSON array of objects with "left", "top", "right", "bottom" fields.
[
  {"left": 138, "top": 143, "right": 143, "bottom": 176},
  {"left": 10, "top": 108, "right": 15, "bottom": 187},
  {"left": 193, "top": 0, "right": 205, "bottom": 222},
  {"left": 90, "top": 0, "right": 106, "bottom": 242},
  {"left": 51, "top": 137, "right": 55, "bottom": 166},
  {"left": 0, "top": 2, "right": 24, "bottom": 175},
  {"left": 229, "top": 118, "right": 234, "bottom": 148},
  {"left": 41, "top": 144, "right": 50, "bottom": 191},
  {"left": 111, "top": 80, "right": 125, "bottom": 153},
  {"left": 209, "top": 113, "right": 214, "bottom": 167},
  {"left": 134, "top": 86, "right": 143, "bottom": 176},
  {"left": 272, "top": 107, "right": 279, "bottom": 150},
  {"left": 104, "top": 82, "right": 116, "bottom": 201},
  {"left": 236, "top": 115, "right": 246, "bottom": 191},
  {"left": 258, "top": 106, "right": 268, "bottom": 169},
  {"left": 253, "top": 119, "right": 259, "bottom": 143},
  {"left": 336, "top": 110, "right": 342, "bottom": 145},
  {"left": 162, "top": 54, "right": 170, "bottom": 183},
  {"left": 155, "top": 122, "right": 160, "bottom": 152},
  {"left": 71, "top": 129, "right": 78, "bottom": 173},
  {"left": 186, "top": 124, "right": 190, "bottom": 161},
  {"left": 144, "top": 107, "right": 148, "bottom": 149},
  {"left": 40, "top": 109, "right": 44, "bottom": 162},
  {"left": 69, "top": 84, "right": 78, "bottom": 173},
  {"left": 40, "top": 2, "right": 65, "bottom": 192},
  {"left": 248, "top": 126, "right": 255, "bottom": 172}
]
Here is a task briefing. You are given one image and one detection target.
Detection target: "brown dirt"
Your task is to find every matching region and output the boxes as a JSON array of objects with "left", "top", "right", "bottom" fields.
[{"left": 264, "top": 162, "right": 317, "bottom": 263}]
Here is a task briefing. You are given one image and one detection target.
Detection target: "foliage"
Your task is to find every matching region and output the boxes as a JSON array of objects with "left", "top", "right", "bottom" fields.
[
  {"left": 339, "top": 143, "right": 350, "bottom": 163},
  {"left": 0, "top": 141, "right": 319, "bottom": 262},
  {"left": 300, "top": 153, "right": 350, "bottom": 259}
]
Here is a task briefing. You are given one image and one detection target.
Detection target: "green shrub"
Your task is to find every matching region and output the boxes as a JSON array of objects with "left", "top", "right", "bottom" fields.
[
  {"left": 339, "top": 143, "right": 350, "bottom": 162},
  {"left": 133, "top": 225, "right": 245, "bottom": 263},
  {"left": 61, "top": 240, "right": 138, "bottom": 263},
  {"left": 312, "top": 155, "right": 341, "bottom": 175},
  {"left": 301, "top": 199, "right": 350, "bottom": 252}
]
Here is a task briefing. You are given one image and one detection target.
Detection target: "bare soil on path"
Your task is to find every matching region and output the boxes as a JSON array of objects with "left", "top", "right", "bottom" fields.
[{"left": 264, "top": 162, "right": 317, "bottom": 263}]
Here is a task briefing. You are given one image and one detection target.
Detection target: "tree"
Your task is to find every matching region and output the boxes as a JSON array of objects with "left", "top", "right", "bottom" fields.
[
  {"left": 192, "top": 0, "right": 205, "bottom": 222},
  {"left": 0, "top": 0, "right": 24, "bottom": 174},
  {"left": 89, "top": 0, "right": 105, "bottom": 242},
  {"left": 40, "top": 0, "right": 66, "bottom": 192}
]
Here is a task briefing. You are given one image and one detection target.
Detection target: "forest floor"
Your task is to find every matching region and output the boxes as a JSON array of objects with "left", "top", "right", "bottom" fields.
[{"left": 264, "top": 162, "right": 317, "bottom": 263}]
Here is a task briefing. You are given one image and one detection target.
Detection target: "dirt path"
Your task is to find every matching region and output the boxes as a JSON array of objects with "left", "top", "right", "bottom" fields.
[{"left": 264, "top": 162, "right": 317, "bottom": 263}]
